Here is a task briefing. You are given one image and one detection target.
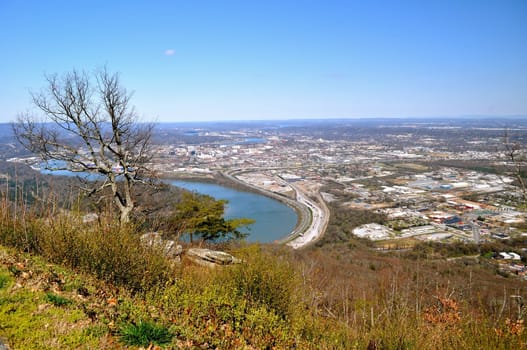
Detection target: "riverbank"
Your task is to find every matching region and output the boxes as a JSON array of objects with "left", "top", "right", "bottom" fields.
[
  {"left": 224, "top": 171, "right": 329, "bottom": 248},
  {"left": 215, "top": 170, "right": 327, "bottom": 248},
  {"left": 218, "top": 171, "right": 307, "bottom": 242}
]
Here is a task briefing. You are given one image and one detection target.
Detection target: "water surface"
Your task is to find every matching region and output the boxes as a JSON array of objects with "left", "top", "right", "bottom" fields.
[
  {"left": 40, "top": 165, "right": 297, "bottom": 242},
  {"left": 169, "top": 180, "right": 297, "bottom": 242}
]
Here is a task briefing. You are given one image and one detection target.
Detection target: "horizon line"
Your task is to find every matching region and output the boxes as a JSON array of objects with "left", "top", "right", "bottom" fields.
[{"left": 2, "top": 114, "right": 527, "bottom": 125}]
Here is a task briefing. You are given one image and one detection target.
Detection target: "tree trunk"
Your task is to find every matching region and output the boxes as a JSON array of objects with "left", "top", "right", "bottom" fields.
[
  {"left": 111, "top": 178, "right": 134, "bottom": 224},
  {"left": 120, "top": 204, "right": 133, "bottom": 224}
]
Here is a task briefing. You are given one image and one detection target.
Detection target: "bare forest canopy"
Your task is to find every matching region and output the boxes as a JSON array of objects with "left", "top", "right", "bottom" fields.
[{"left": 0, "top": 160, "right": 185, "bottom": 224}]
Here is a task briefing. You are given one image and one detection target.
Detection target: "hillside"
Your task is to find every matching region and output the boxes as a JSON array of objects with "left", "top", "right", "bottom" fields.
[
  {"left": 1, "top": 233, "right": 527, "bottom": 348},
  {"left": 1, "top": 162, "right": 527, "bottom": 349}
]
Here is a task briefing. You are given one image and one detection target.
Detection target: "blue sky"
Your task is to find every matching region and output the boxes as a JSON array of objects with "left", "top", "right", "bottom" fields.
[{"left": 0, "top": 0, "right": 526, "bottom": 122}]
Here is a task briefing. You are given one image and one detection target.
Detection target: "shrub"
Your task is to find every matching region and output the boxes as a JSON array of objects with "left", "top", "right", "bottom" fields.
[
  {"left": 0, "top": 202, "right": 176, "bottom": 293},
  {"left": 225, "top": 245, "right": 302, "bottom": 321},
  {"left": 150, "top": 245, "right": 311, "bottom": 348},
  {"left": 78, "top": 223, "right": 175, "bottom": 292}
]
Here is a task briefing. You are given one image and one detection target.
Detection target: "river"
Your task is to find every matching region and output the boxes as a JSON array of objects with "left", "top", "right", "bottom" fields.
[
  {"left": 40, "top": 165, "right": 298, "bottom": 242},
  {"left": 169, "top": 180, "right": 298, "bottom": 243}
]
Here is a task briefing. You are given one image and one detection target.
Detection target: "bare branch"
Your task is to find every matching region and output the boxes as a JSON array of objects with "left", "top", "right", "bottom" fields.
[{"left": 12, "top": 67, "right": 155, "bottom": 223}]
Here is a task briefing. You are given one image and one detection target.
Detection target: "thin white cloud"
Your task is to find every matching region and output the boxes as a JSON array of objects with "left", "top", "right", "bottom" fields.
[{"left": 164, "top": 49, "right": 176, "bottom": 56}]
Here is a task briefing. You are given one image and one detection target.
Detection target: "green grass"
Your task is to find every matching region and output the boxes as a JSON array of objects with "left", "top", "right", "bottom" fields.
[
  {"left": 0, "top": 288, "right": 100, "bottom": 349},
  {"left": 0, "top": 274, "right": 10, "bottom": 289},
  {"left": 118, "top": 320, "right": 173, "bottom": 347},
  {"left": 0, "top": 246, "right": 104, "bottom": 349},
  {"left": 45, "top": 292, "right": 72, "bottom": 307}
]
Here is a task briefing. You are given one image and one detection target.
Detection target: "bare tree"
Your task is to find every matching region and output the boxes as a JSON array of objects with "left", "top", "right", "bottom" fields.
[
  {"left": 13, "top": 67, "right": 155, "bottom": 223},
  {"left": 500, "top": 130, "right": 527, "bottom": 202}
]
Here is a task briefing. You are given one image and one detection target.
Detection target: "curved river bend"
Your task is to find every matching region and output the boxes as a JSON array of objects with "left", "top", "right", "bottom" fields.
[
  {"left": 169, "top": 180, "right": 298, "bottom": 243},
  {"left": 40, "top": 166, "right": 298, "bottom": 242}
]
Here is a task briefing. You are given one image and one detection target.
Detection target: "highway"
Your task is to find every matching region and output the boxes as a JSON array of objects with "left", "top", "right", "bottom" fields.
[
  {"left": 286, "top": 182, "right": 329, "bottom": 248},
  {"left": 220, "top": 170, "right": 329, "bottom": 248}
]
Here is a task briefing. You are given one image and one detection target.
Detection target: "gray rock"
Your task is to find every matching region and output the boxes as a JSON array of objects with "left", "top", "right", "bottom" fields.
[
  {"left": 186, "top": 248, "right": 242, "bottom": 266},
  {"left": 0, "top": 339, "right": 10, "bottom": 350},
  {"left": 82, "top": 213, "right": 99, "bottom": 224},
  {"left": 140, "top": 232, "right": 182, "bottom": 260}
]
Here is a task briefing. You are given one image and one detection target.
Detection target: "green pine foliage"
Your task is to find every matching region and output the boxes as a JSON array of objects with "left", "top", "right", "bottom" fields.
[{"left": 169, "top": 191, "right": 254, "bottom": 242}]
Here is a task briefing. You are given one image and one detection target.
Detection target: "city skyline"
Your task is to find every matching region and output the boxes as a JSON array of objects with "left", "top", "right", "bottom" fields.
[{"left": 1, "top": 0, "right": 526, "bottom": 123}]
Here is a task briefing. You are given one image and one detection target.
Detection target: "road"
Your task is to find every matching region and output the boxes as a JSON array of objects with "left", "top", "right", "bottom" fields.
[
  {"left": 286, "top": 182, "right": 329, "bottom": 248},
  {"left": 220, "top": 170, "right": 329, "bottom": 248}
]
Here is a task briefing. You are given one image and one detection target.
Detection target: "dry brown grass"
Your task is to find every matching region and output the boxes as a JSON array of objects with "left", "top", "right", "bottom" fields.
[
  {"left": 2, "top": 184, "right": 527, "bottom": 348},
  {"left": 295, "top": 242, "right": 527, "bottom": 348}
]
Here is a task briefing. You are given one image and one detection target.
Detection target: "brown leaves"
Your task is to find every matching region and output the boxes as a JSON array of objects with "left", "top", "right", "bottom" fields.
[
  {"left": 423, "top": 297, "right": 461, "bottom": 326},
  {"left": 495, "top": 318, "right": 525, "bottom": 337}
]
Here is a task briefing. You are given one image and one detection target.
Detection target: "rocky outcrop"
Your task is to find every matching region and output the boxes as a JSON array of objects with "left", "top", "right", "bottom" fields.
[
  {"left": 186, "top": 248, "right": 242, "bottom": 267},
  {"left": 139, "top": 233, "right": 242, "bottom": 267},
  {"left": 140, "top": 232, "right": 183, "bottom": 261}
]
